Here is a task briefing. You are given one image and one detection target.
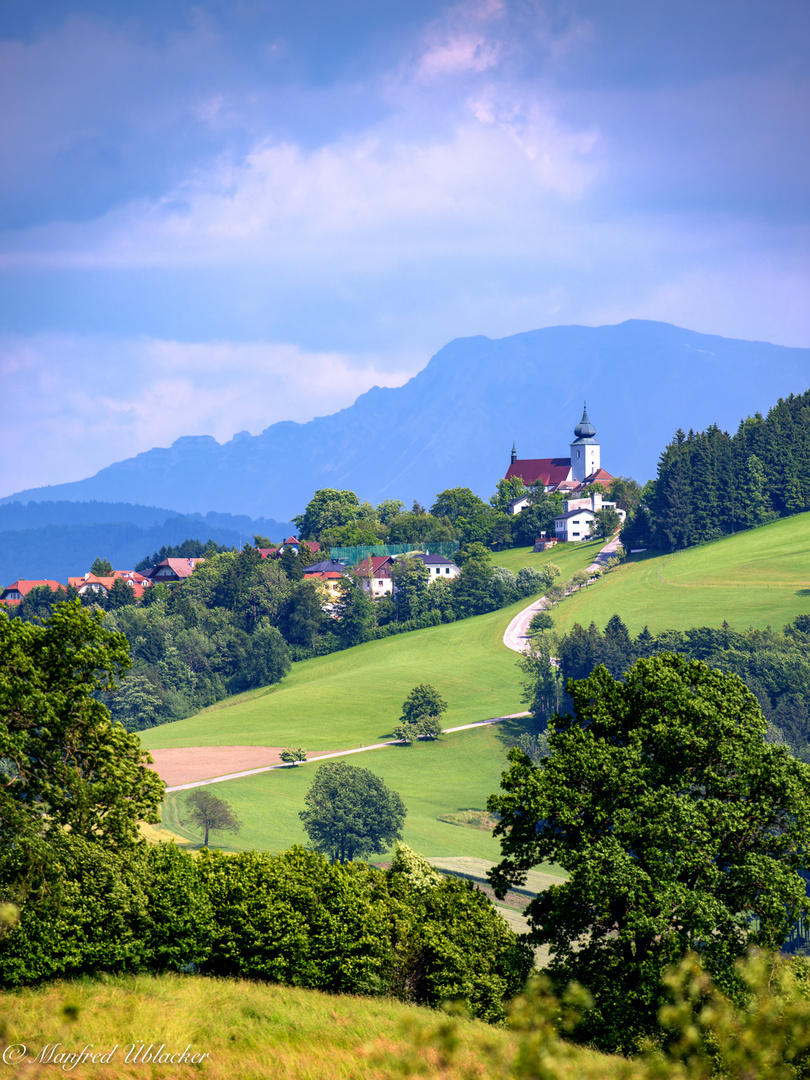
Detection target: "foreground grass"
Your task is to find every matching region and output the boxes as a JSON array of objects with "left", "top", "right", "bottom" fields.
[
  {"left": 0, "top": 973, "right": 631, "bottom": 1080},
  {"left": 162, "top": 722, "right": 550, "bottom": 862},
  {"left": 551, "top": 512, "right": 810, "bottom": 635}
]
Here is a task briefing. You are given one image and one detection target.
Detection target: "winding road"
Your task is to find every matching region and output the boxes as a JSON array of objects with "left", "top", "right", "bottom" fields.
[{"left": 501, "top": 535, "right": 622, "bottom": 654}]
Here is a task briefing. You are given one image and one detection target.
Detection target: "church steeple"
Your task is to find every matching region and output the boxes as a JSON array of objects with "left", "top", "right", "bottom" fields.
[
  {"left": 570, "top": 402, "right": 600, "bottom": 483},
  {"left": 510, "top": 442, "right": 517, "bottom": 465}
]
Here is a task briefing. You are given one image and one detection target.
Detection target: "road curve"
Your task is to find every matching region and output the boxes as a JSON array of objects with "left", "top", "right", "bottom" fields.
[{"left": 501, "top": 535, "right": 623, "bottom": 655}]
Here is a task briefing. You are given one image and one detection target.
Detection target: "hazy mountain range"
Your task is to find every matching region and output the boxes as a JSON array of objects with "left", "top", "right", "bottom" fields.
[{"left": 2, "top": 320, "right": 809, "bottom": 581}]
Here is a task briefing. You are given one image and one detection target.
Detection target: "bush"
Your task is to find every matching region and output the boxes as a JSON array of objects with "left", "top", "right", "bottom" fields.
[
  {"left": 0, "top": 837, "right": 211, "bottom": 986},
  {"left": 198, "top": 847, "right": 405, "bottom": 995}
]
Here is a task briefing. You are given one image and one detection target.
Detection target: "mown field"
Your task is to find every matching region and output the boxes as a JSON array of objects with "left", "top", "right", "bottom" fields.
[
  {"left": 0, "top": 974, "right": 633, "bottom": 1080},
  {"left": 550, "top": 512, "right": 810, "bottom": 635},
  {"left": 162, "top": 721, "right": 544, "bottom": 860},
  {"left": 142, "top": 540, "right": 598, "bottom": 754}
]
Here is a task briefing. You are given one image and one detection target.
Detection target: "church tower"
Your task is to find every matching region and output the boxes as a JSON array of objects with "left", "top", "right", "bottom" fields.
[{"left": 570, "top": 404, "right": 600, "bottom": 483}]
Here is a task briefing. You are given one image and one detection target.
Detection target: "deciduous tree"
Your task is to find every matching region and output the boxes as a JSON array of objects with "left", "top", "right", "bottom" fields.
[
  {"left": 184, "top": 789, "right": 242, "bottom": 847},
  {"left": 0, "top": 601, "right": 164, "bottom": 848},
  {"left": 300, "top": 762, "right": 406, "bottom": 863},
  {"left": 488, "top": 653, "right": 810, "bottom": 1052}
]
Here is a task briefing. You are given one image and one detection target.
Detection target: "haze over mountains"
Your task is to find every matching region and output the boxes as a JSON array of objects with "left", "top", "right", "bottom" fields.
[{"left": 5, "top": 321, "right": 810, "bottom": 525}]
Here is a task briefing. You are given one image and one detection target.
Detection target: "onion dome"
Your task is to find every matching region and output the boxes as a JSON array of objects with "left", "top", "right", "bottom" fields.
[{"left": 574, "top": 404, "right": 596, "bottom": 440}]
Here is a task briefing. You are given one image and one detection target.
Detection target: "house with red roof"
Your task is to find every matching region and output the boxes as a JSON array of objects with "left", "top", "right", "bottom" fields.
[
  {"left": 144, "top": 558, "right": 205, "bottom": 583},
  {"left": 0, "top": 580, "right": 65, "bottom": 605},
  {"left": 355, "top": 555, "right": 395, "bottom": 599}
]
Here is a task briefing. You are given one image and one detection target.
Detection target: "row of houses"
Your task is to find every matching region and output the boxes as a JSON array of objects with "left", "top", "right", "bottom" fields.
[
  {"left": 0, "top": 557, "right": 205, "bottom": 607},
  {"left": 1, "top": 544, "right": 461, "bottom": 610}
]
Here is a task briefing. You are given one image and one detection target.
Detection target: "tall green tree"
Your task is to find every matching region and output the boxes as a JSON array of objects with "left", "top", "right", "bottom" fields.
[
  {"left": 488, "top": 654, "right": 810, "bottom": 1052},
  {"left": 300, "top": 762, "right": 406, "bottom": 863},
  {"left": 390, "top": 557, "right": 430, "bottom": 622},
  {"left": 293, "top": 489, "right": 361, "bottom": 541}
]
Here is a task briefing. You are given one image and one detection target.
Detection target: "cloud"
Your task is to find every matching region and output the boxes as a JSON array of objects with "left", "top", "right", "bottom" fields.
[
  {"left": 0, "top": 107, "right": 602, "bottom": 273},
  {"left": 0, "top": 334, "right": 422, "bottom": 493}
]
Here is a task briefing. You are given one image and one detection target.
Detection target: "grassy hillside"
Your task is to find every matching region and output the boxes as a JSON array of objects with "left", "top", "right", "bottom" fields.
[
  {"left": 162, "top": 721, "right": 545, "bottom": 860},
  {"left": 142, "top": 540, "right": 598, "bottom": 754},
  {"left": 0, "top": 973, "right": 631, "bottom": 1080},
  {"left": 551, "top": 512, "right": 810, "bottom": 635},
  {"left": 491, "top": 537, "right": 604, "bottom": 575}
]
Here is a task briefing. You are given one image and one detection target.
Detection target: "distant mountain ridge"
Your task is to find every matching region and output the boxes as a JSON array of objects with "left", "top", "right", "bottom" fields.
[
  {"left": 4, "top": 321, "right": 809, "bottom": 521},
  {"left": 0, "top": 503, "right": 294, "bottom": 584}
]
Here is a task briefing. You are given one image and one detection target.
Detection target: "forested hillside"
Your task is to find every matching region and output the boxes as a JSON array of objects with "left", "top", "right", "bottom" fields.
[{"left": 624, "top": 389, "right": 810, "bottom": 549}]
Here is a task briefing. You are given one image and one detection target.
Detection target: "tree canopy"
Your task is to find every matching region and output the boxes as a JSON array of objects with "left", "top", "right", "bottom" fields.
[
  {"left": 300, "top": 761, "right": 406, "bottom": 863},
  {"left": 0, "top": 601, "right": 164, "bottom": 849},
  {"left": 488, "top": 652, "right": 810, "bottom": 1051}
]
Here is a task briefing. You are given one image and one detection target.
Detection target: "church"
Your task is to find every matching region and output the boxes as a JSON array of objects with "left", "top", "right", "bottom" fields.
[{"left": 505, "top": 405, "right": 614, "bottom": 496}]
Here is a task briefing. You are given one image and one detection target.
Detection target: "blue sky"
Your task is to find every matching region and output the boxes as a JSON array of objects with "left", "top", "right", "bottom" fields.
[{"left": 2, "top": 0, "right": 808, "bottom": 494}]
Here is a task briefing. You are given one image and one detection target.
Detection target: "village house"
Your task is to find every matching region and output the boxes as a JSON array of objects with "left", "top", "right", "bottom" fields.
[
  {"left": 408, "top": 553, "right": 460, "bottom": 580},
  {"left": 553, "top": 493, "right": 626, "bottom": 543},
  {"left": 144, "top": 557, "right": 205, "bottom": 583},
  {"left": 67, "top": 569, "right": 152, "bottom": 598},
  {"left": 354, "top": 555, "right": 395, "bottom": 599},
  {"left": 0, "top": 579, "right": 64, "bottom": 605}
]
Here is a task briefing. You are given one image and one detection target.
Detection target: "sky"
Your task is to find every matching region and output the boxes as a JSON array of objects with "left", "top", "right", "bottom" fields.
[{"left": 1, "top": 0, "right": 809, "bottom": 496}]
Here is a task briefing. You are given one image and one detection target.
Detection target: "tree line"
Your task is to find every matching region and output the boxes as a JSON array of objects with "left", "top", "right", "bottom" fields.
[
  {"left": 518, "top": 613, "right": 810, "bottom": 763},
  {"left": 622, "top": 388, "right": 810, "bottom": 550}
]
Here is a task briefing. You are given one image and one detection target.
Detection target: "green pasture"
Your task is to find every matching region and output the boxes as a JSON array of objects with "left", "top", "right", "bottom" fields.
[
  {"left": 142, "top": 540, "right": 600, "bottom": 754},
  {"left": 142, "top": 603, "right": 531, "bottom": 753},
  {"left": 551, "top": 512, "right": 810, "bottom": 636},
  {"left": 161, "top": 720, "right": 549, "bottom": 863},
  {"left": 491, "top": 538, "right": 603, "bottom": 577}
]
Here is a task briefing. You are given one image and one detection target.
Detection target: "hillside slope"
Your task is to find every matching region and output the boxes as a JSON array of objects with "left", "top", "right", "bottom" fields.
[
  {"left": 552, "top": 512, "right": 810, "bottom": 635},
  {"left": 5, "top": 320, "right": 809, "bottom": 518}
]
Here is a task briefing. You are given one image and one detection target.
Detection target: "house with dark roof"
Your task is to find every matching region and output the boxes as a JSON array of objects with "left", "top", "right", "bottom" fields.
[
  {"left": 408, "top": 553, "right": 460, "bottom": 580},
  {"left": 506, "top": 406, "right": 615, "bottom": 511}
]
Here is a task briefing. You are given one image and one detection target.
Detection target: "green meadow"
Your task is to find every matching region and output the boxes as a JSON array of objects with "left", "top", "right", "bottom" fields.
[
  {"left": 143, "top": 604, "right": 527, "bottom": 753},
  {"left": 162, "top": 720, "right": 546, "bottom": 862},
  {"left": 551, "top": 512, "right": 810, "bottom": 635},
  {"left": 491, "top": 537, "right": 604, "bottom": 576}
]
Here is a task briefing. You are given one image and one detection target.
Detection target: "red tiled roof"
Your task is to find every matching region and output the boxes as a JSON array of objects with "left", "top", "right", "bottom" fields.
[
  {"left": 506, "top": 457, "right": 572, "bottom": 487},
  {"left": 147, "top": 558, "right": 204, "bottom": 580},
  {"left": 68, "top": 574, "right": 116, "bottom": 591},
  {"left": 355, "top": 555, "right": 393, "bottom": 578},
  {"left": 0, "top": 579, "right": 64, "bottom": 603},
  {"left": 585, "top": 469, "right": 615, "bottom": 484}
]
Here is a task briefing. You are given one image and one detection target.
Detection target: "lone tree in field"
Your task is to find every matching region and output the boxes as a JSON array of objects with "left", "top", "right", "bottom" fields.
[
  {"left": 396, "top": 683, "right": 447, "bottom": 743},
  {"left": 300, "top": 761, "right": 406, "bottom": 863},
  {"left": 488, "top": 653, "right": 810, "bottom": 1052},
  {"left": 184, "top": 789, "right": 242, "bottom": 847}
]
